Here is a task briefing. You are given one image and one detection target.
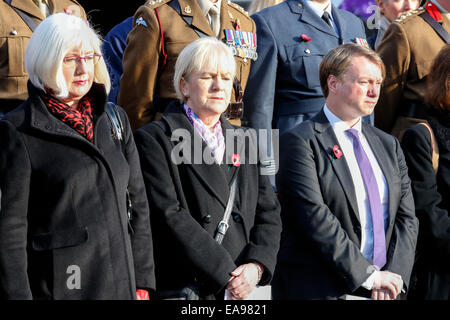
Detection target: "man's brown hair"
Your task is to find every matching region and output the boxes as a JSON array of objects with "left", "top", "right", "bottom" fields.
[{"left": 319, "top": 43, "right": 385, "bottom": 97}]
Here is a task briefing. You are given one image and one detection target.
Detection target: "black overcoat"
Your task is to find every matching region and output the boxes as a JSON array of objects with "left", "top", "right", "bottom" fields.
[
  {"left": 0, "top": 83, "right": 155, "bottom": 299},
  {"left": 134, "top": 102, "right": 282, "bottom": 296}
]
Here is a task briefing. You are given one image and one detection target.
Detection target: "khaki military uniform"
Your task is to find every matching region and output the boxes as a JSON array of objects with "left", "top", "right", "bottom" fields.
[
  {"left": 118, "top": 0, "right": 256, "bottom": 130},
  {"left": 0, "top": 0, "right": 86, "bottom": 111},
  {"left": 375, "top": 2, "right": 450, "bottom": 133}
]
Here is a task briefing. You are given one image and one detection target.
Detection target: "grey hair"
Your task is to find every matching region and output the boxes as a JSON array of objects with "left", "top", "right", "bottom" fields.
[{"left": 25, "top": 13, "right": 110, "bottom": 98}]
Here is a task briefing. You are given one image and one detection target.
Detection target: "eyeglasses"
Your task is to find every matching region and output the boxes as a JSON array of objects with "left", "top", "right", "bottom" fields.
[{"left": 63, "top": 53, "right": 103, "bottom": 68}]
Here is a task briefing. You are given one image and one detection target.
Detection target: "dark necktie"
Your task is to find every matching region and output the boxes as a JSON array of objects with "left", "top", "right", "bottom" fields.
[
  {"left": 322, "top": 11, "right": 333, "bottom": 28},
  {"left": 346, "top": 128, "right": 386, "bottom": 269}
]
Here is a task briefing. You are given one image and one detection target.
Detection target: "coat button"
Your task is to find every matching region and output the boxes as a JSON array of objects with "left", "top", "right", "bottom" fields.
[
  {"left": 233, "top": 214, "right": 242, "bottom": 223},
  {"left": 304, "top": 49, "right": 311, "bottom": 54},
  {"left": 10, "top": 30, "right": 18, "bottom": 36},
  {"left": 202, "top": 214, "right": 212, "bottom": 224}
]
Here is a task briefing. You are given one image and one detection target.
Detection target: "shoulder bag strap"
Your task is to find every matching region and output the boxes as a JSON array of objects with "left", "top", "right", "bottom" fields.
[
  {"left": 4, "top": 0, "right": 39, "bottom": 31},
  {"left": 105, "top": 103, "right": 133, "bottom": 223},
  {"left": 418, "top": 122, "right": 440, "bottom": 174},
  {"left": 214, "top": 176, "right": 238, "bottom": 244},
  {"left": 419, "top": 11, "right": 450, "bottom": 44}
]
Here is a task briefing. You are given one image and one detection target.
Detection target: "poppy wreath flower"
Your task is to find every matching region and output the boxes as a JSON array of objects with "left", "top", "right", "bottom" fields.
[
  {"left": 300, "top": 34, "right": 312, "bottom": 42},
  {"left": 332, "top": 145, "right": 343, "bottom": 160},
  {"left": 231, "top": 154, "right": 241, "bottom": 167}
]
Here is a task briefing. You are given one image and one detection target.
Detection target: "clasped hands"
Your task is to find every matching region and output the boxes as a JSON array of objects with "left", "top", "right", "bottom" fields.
[
  {"left": 226, "top": 262, "right": 262, "bottom": 300},
  {"left": 371, "top": 271, "right": 403, "bottom": 300}
]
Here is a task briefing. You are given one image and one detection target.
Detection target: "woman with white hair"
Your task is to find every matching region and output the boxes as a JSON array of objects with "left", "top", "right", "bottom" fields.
[
  {"left": 134, "top": 37, "right": 282, "bottom": 300},
  {"left": 0, "top": 13, "right": 154, "bottom": 300}
]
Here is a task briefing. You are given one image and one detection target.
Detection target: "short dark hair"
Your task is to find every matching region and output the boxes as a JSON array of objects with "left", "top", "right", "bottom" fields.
[
  {"left": 426, "top": 44, "right": 450, "bottom": 111},
  {"left": 319, "top": 43, "right": 385, "bottom": 97}
]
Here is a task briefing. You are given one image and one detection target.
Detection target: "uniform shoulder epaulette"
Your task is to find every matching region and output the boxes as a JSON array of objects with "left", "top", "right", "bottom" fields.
[
  {"left": 227, "top": 0, "right": 250, "bottom": 17},
  {"left": 145, "top": 0, "right": 170, "bottom": 8},
  {"left": 395, "top": 7, "right": 425, "bottom": 23}
]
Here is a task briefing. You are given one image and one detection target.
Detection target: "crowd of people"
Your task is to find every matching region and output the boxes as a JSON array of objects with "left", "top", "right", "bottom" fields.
[{"left": 0, "top": 0, "right": 448, "bottom": 301}]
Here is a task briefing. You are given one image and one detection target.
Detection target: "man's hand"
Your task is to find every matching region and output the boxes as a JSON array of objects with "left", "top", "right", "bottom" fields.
[
  {"left": 226, "top": 263, "right": 261, "bottom": 300},
  {"left": 371, "top": 271, "right": 403, "bottom": 300}
]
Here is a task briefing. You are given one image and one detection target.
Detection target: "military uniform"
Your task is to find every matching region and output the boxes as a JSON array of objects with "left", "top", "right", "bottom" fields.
[
  {"left": 118, "top": 0, "right": 256, "bottom": 130},
  {"left": 0, "top": 0, "right": 86, "bottom": 113},
  {"left": 375, "top": 1, "right": 450, "bottom": 133}
]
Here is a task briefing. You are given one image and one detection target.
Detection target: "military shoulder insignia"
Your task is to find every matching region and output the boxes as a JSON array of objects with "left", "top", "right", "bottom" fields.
[
  {"left": 227, "top": 1, "right": 249, "bottom": 16},
  {"left": 136, "top": 16, "right": 148, "bottom": 27},
  {"left": 395, "top": 6, "right": 424, "bottom": 22}
]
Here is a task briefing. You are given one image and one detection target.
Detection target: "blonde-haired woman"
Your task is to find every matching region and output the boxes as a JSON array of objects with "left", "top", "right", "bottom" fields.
[
  {"left": 248, "top": 0, "right": 284, "bottom": 15},
  {"left": 135, "top": 37, "right": 281, "bottom": 300},
  {"left": 0, "top": 13, "right": 154, "bottom": 299}
]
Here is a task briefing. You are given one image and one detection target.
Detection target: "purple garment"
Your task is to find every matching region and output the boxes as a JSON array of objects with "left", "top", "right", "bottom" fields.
[
  {"left": 339, "top": 0, "right": 376, "bottom": 19},
  {"left": 346, "top": 128, "right": 386, "bottom": 269},
  {"left": 183, "top": 104, "right": 225, "bottom": 164}
]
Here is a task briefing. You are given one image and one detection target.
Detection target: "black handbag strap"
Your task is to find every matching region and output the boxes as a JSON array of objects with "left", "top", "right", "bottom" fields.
[
  {"left": 419, "top": 11, "right": 450, "bottom": 44},
  {"left": 4, "top": 0, "right": 39, "bottom": 31},
  {"left": 214, "top": 176, "right": 238, "bottom": 244},
  {"left": 105, "top": 103, "right": 133, "bottom": 223}
]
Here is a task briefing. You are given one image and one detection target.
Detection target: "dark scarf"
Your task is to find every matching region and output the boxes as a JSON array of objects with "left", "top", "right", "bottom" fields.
[
  {"left": 427, "top": 108, "right": 450, "bottom": 152},
  {"left": 41, "top": 91, "right": 94, "bottom": 143}
]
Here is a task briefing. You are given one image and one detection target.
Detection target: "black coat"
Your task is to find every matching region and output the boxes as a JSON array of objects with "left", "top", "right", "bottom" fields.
[
  {"left": 401, "top": 122, "right": 450, "bottom": 300},
  {"left": 0, "top": 83, "right": 155, "bottom": 299},
  {"left": 134, "top": 102, "right": 282, "bottom": 297}
]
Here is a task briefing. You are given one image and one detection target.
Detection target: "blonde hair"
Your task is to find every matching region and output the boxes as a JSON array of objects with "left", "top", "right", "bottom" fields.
[
  {"left": 248, "top": 0, "right": 284, "bottom": 15},
  {"left": 173, "top": 37, "right": 236, "bottom": 103},
  {"left": 25, "top": 13, "right": 110, "bottom": 99},
  {"left": 319, "top": 43, "right": 385, "bottom": 97}
]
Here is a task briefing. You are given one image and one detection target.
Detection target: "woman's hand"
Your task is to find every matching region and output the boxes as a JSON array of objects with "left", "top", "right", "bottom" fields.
[{"left": 226, "top": 262, "right": 263, "bottom": 300}]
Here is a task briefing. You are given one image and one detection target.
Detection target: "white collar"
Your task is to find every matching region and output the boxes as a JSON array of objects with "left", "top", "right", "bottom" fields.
[
  {"left": 197, "top": 0, "right": 222, "bottom": 16},
  {"left": 305, "top": 0, "right": 333, "bottom": 19},
  {"left": 323, "top": 104, "right": 362, "bottom": 134}
]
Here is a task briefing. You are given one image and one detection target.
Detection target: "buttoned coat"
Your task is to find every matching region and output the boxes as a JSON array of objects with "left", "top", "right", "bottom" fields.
[
  {"left": 134, "top": 102, "right": 281, "bottom": 296},
  {"left": 0, "top": 83, "right": 155, "bottom": 299},
  {"left": 0, "top": 0, "right": 86, "bottom": 111},
  {"left": 272, "top": 110, "right": 418, "bottom": 299},
  {"left": 375, "top": 4, "right": 450, "bottom": 133},
  {"left": 118, "top": 0, "right": 256, "bottom": 130},
  {"left": 242, "top": 0, "right": 367, "bottom": 135}
]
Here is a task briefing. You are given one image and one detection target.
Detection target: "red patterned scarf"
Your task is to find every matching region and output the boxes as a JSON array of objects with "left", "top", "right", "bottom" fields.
[{"left": 41, "top": 91, "right": 94, "bottom": 143}]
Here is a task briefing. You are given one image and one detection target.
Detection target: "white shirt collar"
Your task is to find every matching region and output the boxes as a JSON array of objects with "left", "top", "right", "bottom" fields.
[
  {"left": 197, "top": 0, "right": 222, "bottom": 16},
  {"left": 305, "top": 0, "right": 333, "bottom": 19},
  {"left": 323, "top": 104, "right": 363, "bottom": 134}
]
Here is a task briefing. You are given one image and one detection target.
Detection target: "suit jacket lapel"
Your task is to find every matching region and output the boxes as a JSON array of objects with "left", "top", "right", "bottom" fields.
[
  {"left": 314, "top": 111, "right": 360, "bottom": 224},
  {"left": 221, "top": 118, "right": 244, "bottom": 186},
  {"left": 178, "top": 0, "right": 215, "bottom": 37},
  {"left": 362, "top": 125, "right": 396, "bottom": 229},
  {"left": 289, "top": 0, "right": 339, "bottom": 38},
  {"left": 9, "top": 0, "right": 45, "bottom": 20},
  {"left": 163, "top": 104, "right": 230, "bottom": 208}
]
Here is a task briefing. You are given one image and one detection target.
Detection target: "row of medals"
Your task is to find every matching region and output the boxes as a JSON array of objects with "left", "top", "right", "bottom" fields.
[{"left": 224, "top": 29, "right": 258, "bottom": 61}]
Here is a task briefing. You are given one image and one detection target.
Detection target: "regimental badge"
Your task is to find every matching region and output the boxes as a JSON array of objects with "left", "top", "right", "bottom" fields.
[
  {"left": 136, "top": 17, "right": 148, "bottom": 27},
  {"left": 184, "top": 5, "right": 192, "bottom": 14}
]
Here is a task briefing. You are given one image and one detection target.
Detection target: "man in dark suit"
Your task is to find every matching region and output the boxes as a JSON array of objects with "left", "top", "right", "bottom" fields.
[
  {"left": 242, "top": 0, "right": 369, "bottom": 179},
  {"left": 273, "top": 43, "right": 419, "bottom": 300}
]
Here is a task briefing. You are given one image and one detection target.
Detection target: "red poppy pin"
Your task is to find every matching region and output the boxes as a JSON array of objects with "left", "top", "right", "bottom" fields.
[
  {"left": 231, "top": 154, "right": 241, "bottom": 167},
  {"left": 332, "top": 145, "right": 343, "bottom": 161},
  {"left": 300, "top": 34, "right": 312, "bottom": 42}
]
